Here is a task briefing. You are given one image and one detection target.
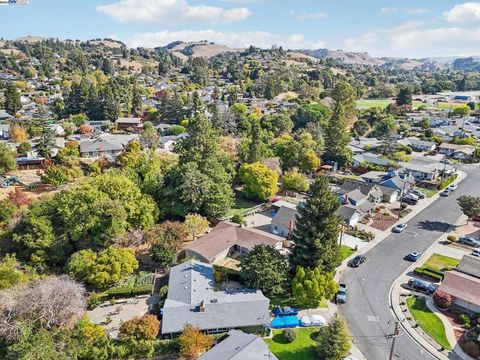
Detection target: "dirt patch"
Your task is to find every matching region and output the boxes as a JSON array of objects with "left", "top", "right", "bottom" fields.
[{"left": 370, "top": 210, "right": 398, "bottom": 231}]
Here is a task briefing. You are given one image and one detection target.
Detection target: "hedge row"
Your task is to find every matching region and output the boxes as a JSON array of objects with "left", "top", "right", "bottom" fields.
[
  {"left": 413, "top": 267, "right": 444, "bottom": 282},
  {"left": 107, "top": 284, "right": 154, "bottom": 298}
]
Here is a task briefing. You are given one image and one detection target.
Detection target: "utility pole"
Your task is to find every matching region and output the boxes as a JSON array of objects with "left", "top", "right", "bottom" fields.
[{"left": 387, "top": 321, "right": 401, "bottom": 360}]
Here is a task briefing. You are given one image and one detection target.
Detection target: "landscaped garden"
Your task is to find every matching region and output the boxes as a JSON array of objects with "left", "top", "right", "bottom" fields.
[
  {"left": 265, "top": 327, "right": 320, "bottom": 360},
  {"left": 414, "top": 253, "right": 460, "bottom": 282},
  {"left": 406, "top": 297, "right": 452, "bottom": 350}
]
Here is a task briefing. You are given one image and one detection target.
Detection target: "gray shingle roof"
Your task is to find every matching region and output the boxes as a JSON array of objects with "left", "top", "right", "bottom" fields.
[
  {"left": 198, "top": 330, "right": 278, "bottom": 360},
  {"left": 161, "top": 260, "right": 270, "bottom": 334},
  {"left": 271, "top": 206, "right": 298, "bottom": 230},
  {"left": 457, "top": 255, "right": 480, "bottom": 279}
]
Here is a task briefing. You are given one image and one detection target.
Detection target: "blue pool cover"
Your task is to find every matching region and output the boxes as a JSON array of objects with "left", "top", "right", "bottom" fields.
[{"left": 271, "top": 316, "right": 300, "bottom": 329}]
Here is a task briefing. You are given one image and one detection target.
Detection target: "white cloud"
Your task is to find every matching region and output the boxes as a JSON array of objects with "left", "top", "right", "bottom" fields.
[
  {"left": 380, "top": 7, "right": 397, "bottom": 14},
  {"left": 290, "top": 10, "right": 327, "bottom": 21},
  {"left": 97, "top": 0, "right": 251, "bottom": 25},
  {"left": 126, "top": 29, "right": 326, "bottom": 49},
  {"left": 444, "top": 2, "right": 480, "bottom": 24},
  {"left": 344, "top": 21, "right": 480, "bottom": 57}
]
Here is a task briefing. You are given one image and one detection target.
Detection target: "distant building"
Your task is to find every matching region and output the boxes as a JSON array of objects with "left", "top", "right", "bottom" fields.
[
  {"left": 438, "top": 143, "right": 476, "bottom": 160},
  {"left": 161, "top": 260, "right": 270, "bottom": 336},
  {"left": 115, "top": 117, "right": 143, "bottom": 132}
]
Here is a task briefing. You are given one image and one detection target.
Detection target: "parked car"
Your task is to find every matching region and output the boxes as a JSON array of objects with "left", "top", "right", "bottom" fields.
[
  {"left": 402, "top": 196, "right": 418, "bottom": 205},
  {"left": 348, "top": 255, "right": 366, "bottom": 268},
  {"left": 472, "top": 249, "right": 480, "bottom": 257},
  {"left": 410, "top": 189, "right": 425, "bottom": 199},
  {"left": 459, "top": 236, "right": 480, "bottom": 248},
  {"left": 392, "top": 223, "right": 408, "bottom": 233},
  {"left": 272, "top": 306, "right": 299, "bottom": 317},
  {"left": 440, "top": 189, "right": 450, "bottom": 197},
  {"left": 408, "top": 279, "right": 436, "bottom": 294},
  {"left": 336, "top": 284, "right": 347, "bottom": 304},
  {"left": 472, "top": 215, "right": 480, "bottom": 222},
  {"left": 406, "top": 252, "right": 422, "bottom": 262},
  {"left": 447, "top": 183, "right": 458, "bottom": 191}
]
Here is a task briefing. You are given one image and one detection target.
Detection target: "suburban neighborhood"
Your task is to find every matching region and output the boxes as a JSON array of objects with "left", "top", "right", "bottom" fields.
[{"left": 1, "top": 1, "right": 480, "bottom": 360}]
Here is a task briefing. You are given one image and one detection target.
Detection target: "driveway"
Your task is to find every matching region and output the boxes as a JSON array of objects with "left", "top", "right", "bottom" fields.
[{"left": 339, "top": 163, "right": 480, "bottom": 360}]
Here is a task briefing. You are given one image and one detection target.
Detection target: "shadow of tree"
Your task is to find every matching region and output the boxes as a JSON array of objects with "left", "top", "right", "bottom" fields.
[{"left": 416, "top": 220, "right": 451, "bottom": 232}]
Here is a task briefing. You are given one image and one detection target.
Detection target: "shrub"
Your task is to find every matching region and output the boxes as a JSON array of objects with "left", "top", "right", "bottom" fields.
[
  {"left": 463, "top": 341, "right": 480, "bottom": 358},
  {"left": 459, "top": 314, "right": 472, "bottom": 328},
  {"left": 282, "top": 329, "right": 296, "bottom": 343},
  {"left": 131, "top": 284, "right": 153, "bottom": 296},
  {"left": 87, "top": 291, "right": 106, "bottom": 310},
  {"left": 433, "top": 290, "right": 454, "bottom": 309},
  {"left": 447, "top": 235, "right": 457, "bottom": 242},
  {"left": 107, "top": 286, "right": 132, "bottom": 298},
  {"left": 231, "top": 213, "right": 246, "bottom": 225}
]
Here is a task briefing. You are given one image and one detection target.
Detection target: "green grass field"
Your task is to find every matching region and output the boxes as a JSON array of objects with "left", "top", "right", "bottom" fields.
[
  {"left": 421, "top": 253, "right": 460, "bottom": 273},
  {"left": 224, "top": 197, "right": 261, "bottom": 218},
  {"left": 340, "top": 245, "right": 355, "bottom": 261},
  {"left": 265, "top": 327, "right": 320, "bottom": 360},
  {"left": 356, "top": 99, "right": 392, "bottom": 109},
  {"left": 406, "top": 297, "right": 452, "bottom": 350}
]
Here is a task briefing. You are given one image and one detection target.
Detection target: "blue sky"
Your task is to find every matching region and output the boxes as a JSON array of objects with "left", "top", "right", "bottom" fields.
[{"left": 1, "top": 0, "right": 480, "bottom": 57}]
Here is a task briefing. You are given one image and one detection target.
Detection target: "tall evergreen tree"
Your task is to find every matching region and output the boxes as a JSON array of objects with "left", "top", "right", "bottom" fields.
[
  {"left": 4, "top": 82, "right": 22, "bottom": 116},
  {"left": 132, "top": 87, "right": 143, "bottom": 116},
  {"left": 158, "top": 113, "right": 234, "bottom": 218},
  {"left": 323, "top": 81, "right": 355, "bottom": 167},
  {"left": 101, "top": 86, "right": 119, "bottom": 122},
  {"left": 396, "top": 86, "right": 412, "bottom": 106},
  {"left": 316, "top": 313, "right": 351, "bottom": 360},
  {"left": 35, "top": 121, "right": 55, "bottom": 158},
  {"left": 290, "top": 175, "right": 341, "bottom": 271}
]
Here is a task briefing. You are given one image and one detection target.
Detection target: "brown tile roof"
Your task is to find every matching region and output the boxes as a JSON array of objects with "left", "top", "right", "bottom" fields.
[
  {"left": 438, "top": 270, "right": 480, "bottom": 307},
  {"left": 185, "top": 221, "right": 283, "bottom": 262}
]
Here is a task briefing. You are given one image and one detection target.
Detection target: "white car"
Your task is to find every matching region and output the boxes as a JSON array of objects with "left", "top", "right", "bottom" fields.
[{"left": 447, "top": 183, "right": 458, "bottom": 191}]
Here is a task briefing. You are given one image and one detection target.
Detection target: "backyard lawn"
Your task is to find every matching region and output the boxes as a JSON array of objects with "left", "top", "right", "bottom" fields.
[
  {"left": 269, "top": 294, "right": 328, "bottom": 309},
  {"left": 406, "top": 297, "right": 452, "bottom": 350},
  {"left": 265, "top": 327, "right": 320, "bottom": 360},
  {"left": 340, "top": 245, "right": 355, "bottom": 261},
  {"left": 421, "top": 253, "right": 460, "bottom": 273},
  {"left": 224, "top": 197, "right": 261, "bottom": 218}
]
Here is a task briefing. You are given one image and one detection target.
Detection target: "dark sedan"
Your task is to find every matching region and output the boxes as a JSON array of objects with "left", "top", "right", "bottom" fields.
[{"left": 348, "top": 255, "right": 366, "bottom": 268}]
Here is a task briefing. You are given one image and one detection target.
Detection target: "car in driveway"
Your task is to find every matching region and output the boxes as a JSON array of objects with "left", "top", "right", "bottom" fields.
[
  {"left": 348, "top": 255, "right": 366, "bottom": 268},
  {"left": 407, "top": 279, "right": 436, "bottom": 294},
  {"left": 459, "top": 236, "right": 480, "bottom": 247},
  {"left": 473, "top": 215, "right": 480, "bottom": 222},
  {"left": 406, "top": 252, "right": 422, "bottom": 262},
  {"left": 409, "top": 189, "right": 425, "bottom": 199},
  {"left": 440, "top": 189, "right": 450, "bottom": 197},
  {"left": 402, "top": 195, "right": 418, "bottom": 205},
  {"left": 447, "top": 183, "right": 458, "bottom": 191},
  {"left": 392, "top": 223, "right": 408, "bottom": 233},
  {"left": 336, "top": 284, "right": 347, "bottom": 304}
]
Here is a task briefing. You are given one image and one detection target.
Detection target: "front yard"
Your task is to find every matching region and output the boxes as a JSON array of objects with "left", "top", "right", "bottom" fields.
[
  {"left": 265, "top": 327, "right": 320, "bottom": 360},
  {"left": 421, "top": 254, "right": 460, "bottom": 273},
  {"left": 406, "top": 297, "right": 452, "bottom": 350},
  {"left": 340, "top": 245, "right": 355, "bottom": 261}
]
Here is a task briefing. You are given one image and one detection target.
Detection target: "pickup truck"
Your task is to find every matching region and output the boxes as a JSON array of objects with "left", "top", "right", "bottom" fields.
[{"left": 336, "top": 284, "right": 347, "bottom": 304}]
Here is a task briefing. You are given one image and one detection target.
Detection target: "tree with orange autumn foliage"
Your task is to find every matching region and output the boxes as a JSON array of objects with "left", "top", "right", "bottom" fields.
[
  {"left": 178, "top": 324, "right": 214, "bottom": 359},
  {"left": 79, "top": 124, "right": 93, "bottom": 134},
  {"left": 119, "top": 315, "right": 160, "bottom": 341},
  {"left": 8, "top": 188, "right": 33, "bottom": 207},
  {"left": 9, "top": 125, "right": 28, "bottom": 142}
]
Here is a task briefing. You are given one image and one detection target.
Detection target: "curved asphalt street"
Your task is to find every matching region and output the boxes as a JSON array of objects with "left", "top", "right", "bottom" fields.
[{"left": 340, "top": 164, "right": 480, "bottom": 360}]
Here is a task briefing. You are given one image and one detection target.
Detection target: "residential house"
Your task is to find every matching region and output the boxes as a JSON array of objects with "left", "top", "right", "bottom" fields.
[
  {"left": 352, "top": 152, "right": 389, "bottom": 168},
  {"left": 271, "top": 206, "right": 297, "bottom": 237},
  {"left": 0, "top": 110, "right": 14, "bottom": 121},
  {"left": 407, "top": 138, "right": 436, "bottom": 152},
  {"left": 338, "top": 180, "right": 383, "bottom": 204},
  {"left": 185, "top": 221, "right": 284, "bottom": 264},
  {"left": 399, "top": 163, "right": 439, "bottom": 181},
  {"left": 161, "top": 260, "right": 270, "bottom": 336},
  {"left": 198, "top": 330, "right": 278, "bottom": 360},
  {"left": 0, "top": 124, "right": 10, "bottom": 139},
  {"left": 79, "top": 134, "right": 138, "bottom": 159},
  {"left": 159, "top": 134, "right": 188, "bottom": 152},
  {"left": 380, "top": 174, "right": 415, "bottom": 196},
  {"left": 115, "top": 117, "right": 143, "bottom": 132},
  {"left": 360, "top": 171, "right": 387, "bottom": 184},
  {"left": 437, "top": 261, "right": 480, "bottom": 314},
  {"left": 348, "top": 137, "right": 382, "bottom": 154},
  {"left": 337, "top": 206, "right": 361, "bottom": 227},
  {"left": 438, "top": 143, "right": 476, "bottom": 160}
]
